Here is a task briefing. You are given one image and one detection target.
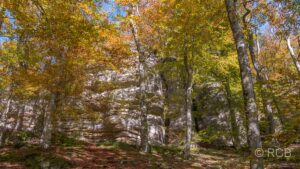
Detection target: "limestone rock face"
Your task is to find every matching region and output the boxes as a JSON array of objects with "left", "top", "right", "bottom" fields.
[
  {"left": 194, "top": 82, "right": 247, "bottom": 147},
  {"left": 65, "top": 54, "right": 166, "bottom": 144},
  {"left": 1, "top": 55, "right": 246, "bottom": 147}
]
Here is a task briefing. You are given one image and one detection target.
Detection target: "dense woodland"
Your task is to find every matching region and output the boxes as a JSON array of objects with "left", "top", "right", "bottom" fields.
[{"left": 0, "top": 0, "right": 299, "bottom": 169}]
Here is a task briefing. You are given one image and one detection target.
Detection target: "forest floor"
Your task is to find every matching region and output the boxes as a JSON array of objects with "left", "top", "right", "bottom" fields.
[{"left": 0, "top": 141, "right": 299, "bottom": 169}]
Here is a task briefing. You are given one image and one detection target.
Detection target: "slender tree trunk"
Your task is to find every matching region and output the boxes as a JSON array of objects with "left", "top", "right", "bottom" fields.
[
  {"left": 225, "top": 0, "right": 264, "bottom": 168},
  {"left": 224, "top": 77, "right": 241, "bottom": 150},
  {"left": 261, "top": 91, "right": 275, "bottom": 134},
  {"left": 183, "top": 51, "right": 193, "bottom": 160},
  {"left": 129, "top": 5, "right": 149, "bottom": 153},
  {"left": 184, "top": 79, "right": 193, "bottom": 160},
  {"left": 164, "top": 118, "right": 170, "bottom": 145},
  {"left": 28, "top": 99, "right": 39, "bottom": 131},
  {"left": 40, "top": 94, "right": 56, "bottom": 149},
  {"left": 162, "top": 84, "right": 170, "bottom": 145},
  {"left": 242, "top": 2, "right": 279, "bottom": 135},
  {"left": 14, "top": 104, "right": 26, "bottom": 132},
  {"left": 163, "top": 93, "right": 171, "bottom": 145},
  {"left": 160, "top": 73, "right": 171, "bottom": 145},
  {"left": 248, "top": 32, "right": 277, "bottom": 134},
  {"left": 0, "top": 98, "right": 11, "bottom": 146},
  {"left": 287, "top": 36, "right": 300, "bottom": 75},
  {"left": 270, "top": 90, "right": 284, "bottom": 126}
]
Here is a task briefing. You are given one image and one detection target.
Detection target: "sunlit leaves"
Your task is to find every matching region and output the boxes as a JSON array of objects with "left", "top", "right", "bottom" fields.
[{"left": 0, "top": 0, "right": 131, "bottom": 121}]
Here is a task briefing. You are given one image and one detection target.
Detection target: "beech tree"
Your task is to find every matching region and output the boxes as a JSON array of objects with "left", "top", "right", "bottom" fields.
[{"left": 225, "top": 0, "right": 264, "bottom": 168}]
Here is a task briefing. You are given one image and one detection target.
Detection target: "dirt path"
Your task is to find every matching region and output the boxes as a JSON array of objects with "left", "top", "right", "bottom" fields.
[
  {"left": 0, "top": 145, "right": 195, "bottom": 169},
  {"left": 0, "top": 145, "right": 299, "bottom": 169}
]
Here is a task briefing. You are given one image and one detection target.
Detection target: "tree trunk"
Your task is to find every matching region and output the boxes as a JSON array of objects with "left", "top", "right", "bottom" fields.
[
  {"left": 40, "top": 94, "right": 56, "bottom": 149},
  {"left": 224, "top": 77, "right": 241, "bottom": 150},
  {"left": 14, "top": 104, "right": 26, "bottom": 132},
  {"left": 270, "top": 90, "right": 284, "bottom": 126},
  {"left": 225, "top": 0, "right": 264, "bottom": 168},
  {"left": 184, "top": 81, "right": 193, "bottom": 160},
  {"left": 129, "top": 5, "right": 149, "bottom": 153},
  {"left": 163, "top": 95, "right": 170, "bottom": 146},
  {"left": 0, "top": 98, "right": 11, "bottom": 147},
  {"left": 287, "top": 36, "right": 300, "bottom": 75},
  {"left": 160, "top": 72, "right": 171, "bottom": 145},
  {"left": 247, "top": 32, "right": 277, "bottom": 135},
  {"left": 262, "top": 92, "right": 275, "bottom": 134},
  {"left": 164, "top": 118, "right": 170, "bottom": 145},
  {"left": 183, "top": 51, "right": 193, "bottom": 160},
  {"left": 28, "top": 99, "right": 39, "bottom": 131}
]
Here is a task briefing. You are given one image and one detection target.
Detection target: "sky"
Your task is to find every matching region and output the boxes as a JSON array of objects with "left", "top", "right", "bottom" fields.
[{"left": 101, "top": 0, "right": 126, "bottom": 21}]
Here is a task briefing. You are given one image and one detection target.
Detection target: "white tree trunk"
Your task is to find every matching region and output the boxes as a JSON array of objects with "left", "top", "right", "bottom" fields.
[
  {"left": 129, "top": 5, "right": 149, "bottom": 153},
  {"left": 225, "top": 0, "right": 264, "bottom": 168},
  {"left": 40, "top": 94, "right": 56, "bottom": 149},
  {"left": 184, "top": 83, "right": 193, "bottom": 160},
  {"left": 0, "top": 98, "right": 11, "bottom": 146},
  {"left": 247, "top": 32, "right": 280, "bottom": 134},
  {"left": 183, "top": 50, "right": 193, "bottom": 160},
  {"left": 160, "top": 72, "right": 171, "bottom": 145},
  {"left": 287, "top": 37, "right": 300, "bottom": 75}
]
